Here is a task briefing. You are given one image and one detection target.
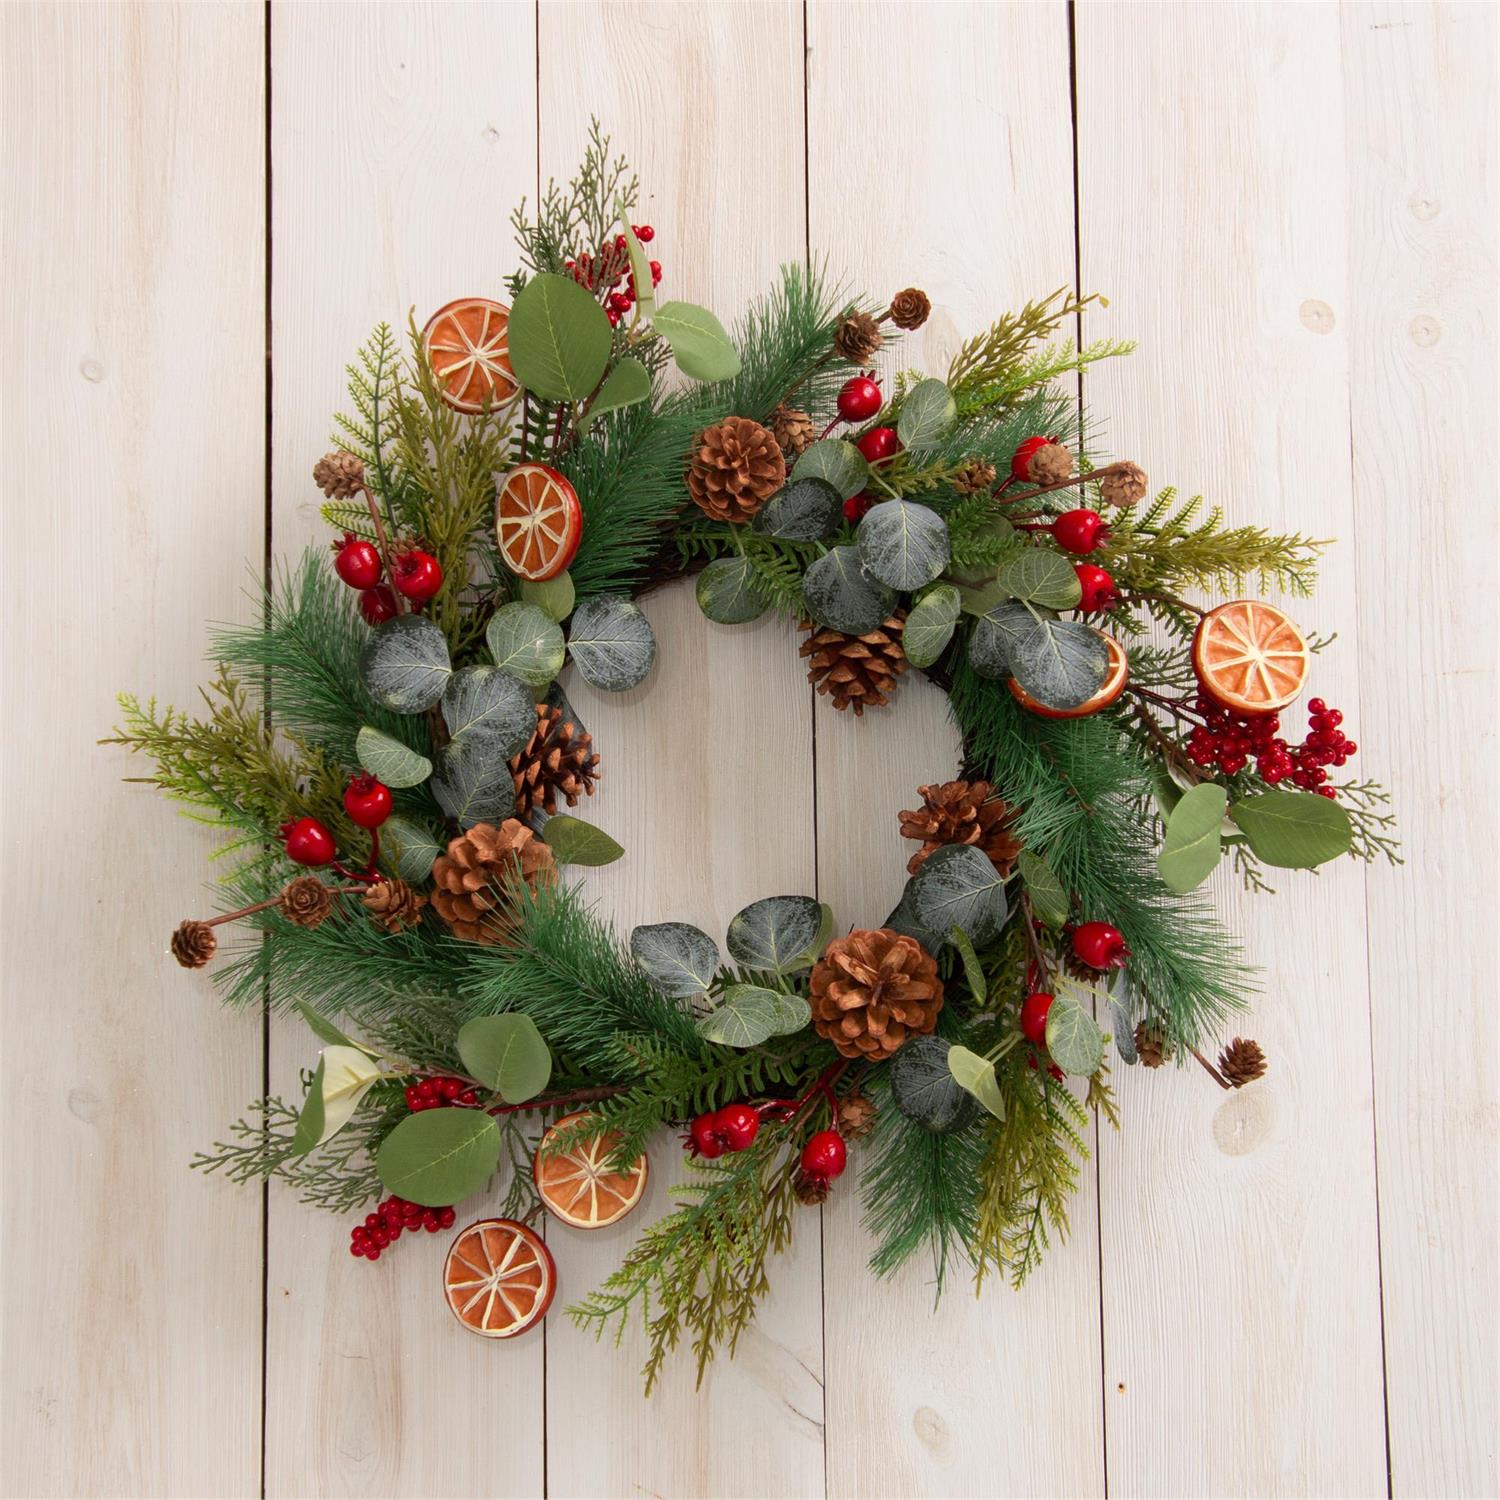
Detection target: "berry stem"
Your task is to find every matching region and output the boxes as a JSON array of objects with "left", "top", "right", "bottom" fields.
[
  {"left": 1115, "top": 589, "right": 1206, "bottom": 618},
  {"left": 1189, "top": 1046, "right": 1232, "bottom": 1090},
  {"left": 1129, "top": 702, "right": 1207, "bottom": 784},
  {"left": 486, "top": 1083, "right": 629, "bottom": 1117},
  {"left": 1018, "top": 895, "right": 1054, "bottom": 985},
  {"left": 199, "top": 884, "right": 367, "bottom": 928},
  {"left": 997, "top": 460, "right": 1132, "bottom": 509},
  {"left": 357, "top": 483, "right": 404, "bottom": 611}
]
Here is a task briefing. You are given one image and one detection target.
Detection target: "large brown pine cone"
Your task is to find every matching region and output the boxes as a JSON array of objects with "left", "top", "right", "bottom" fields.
[
  {"left": 799, "top": 614, "right": 908, "bottom": 715},
  {"left": 898, "top": 779, "right": 1023, "bottom": 877},
  {"left": 768, "top": 403, "right": 817, "bottom": 458},
  {"left": 686, "top": 417, "right": 786, "bottom": 524},
  {"left": 810, "top": 928, "right": 944, "bottom": 1060},
  {"left": 1218, "top": 1037, "right": 1267, "bottom": 1087},
  {"left": 429, "top": 820, "right": 556, "bottom": 945},
  {"left": 510, "top": 703, "right": 600, "bottom": 818}
]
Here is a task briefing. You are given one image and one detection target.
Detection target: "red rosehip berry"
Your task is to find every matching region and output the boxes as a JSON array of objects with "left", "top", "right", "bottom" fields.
[
  {"left": 1074, "top": 563, "right": 1118, "bottom": 612},
  {"left": 392, "top": 548, "right": 443, "bottom": 602},
  {"left": 836, "top": 374, "right": 883, "bottom": 423},
  {"left": 343, "top": 773, "right": 393, "bottom": 829},
  {"left": 358, "top": 584, "right": 399, "bottom": 624},
  {"left": 1011, "top": 434, "right": 1055, "bottom": 482},
  {"left": 1051, "top": 508, "right": 1109, "bottom": 554},
  {"left": 843, "top": 493, "right": 874, "bottom": 524},
  {"left": 856, "top": 426, "right": 901, "bottom": 464},
  {"left": 715, "top": 1102, "right": 761, "bottom": 1153},
  {"left": 1071, "top": 921, "right": 1130, "bottom": 971},
  {"left": 1019, "top": 991, "right": 1056, "bottom": 1046},
  {"left": 278, "top": 816, "right": 335, "bottom": 867},
  {"left": 686, "top": 1113, "right": 725, "bottom": 1160},
  {"left": 332, "top": 533, "right": 382, "bottom": 590},
  {"left": 800, "top": 1129, "right": 847, "bottom": 1182}
]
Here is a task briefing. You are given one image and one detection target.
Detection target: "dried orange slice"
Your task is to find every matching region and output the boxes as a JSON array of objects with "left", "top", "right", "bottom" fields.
[
  {"left": 495, "top": 463, "right": 584, "bottom": 581},
  {"left": 421, "top": 298, "right": 518, "bottom": 413},
  {"left": 533, "top": 1111, "right": 648, "bottom": 1230},
  {"left": 1192, "top": 600, "right": 1308, "bottom": 714},
  {"left": 1009, "top": 631, "right": 1129, "bottom": 719},
  {"left": 443, "top": 1218, "right": 555, "bottom": 1339}
]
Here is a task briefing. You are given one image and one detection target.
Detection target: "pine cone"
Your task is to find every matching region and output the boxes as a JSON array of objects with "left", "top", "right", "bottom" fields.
[
  {"left": 952, "top": 459, "right": 996, "bottom": 496},
  {"left": 1099, "top": 461, "right": 1148, "bottom": 508},
  {"left": 509, "top": 703, "right": 600, "bottom": 818},
  {"left": 888, "top": 288, "right": 931, "bottom": 331},
  {"left": 279, "top": 876, "right": 334, "bottom": 929},
  {"left": 170, "top": 920, "right": 217, "bottom": 969},
  {"left": 833, "top": 311, "right": 883, "bottom": 364},
  {"left": 363, "top": 878, "right": 426, "bottom": 934},
  {"left": 1218, "top": 1037, "right": 1267, "bottom": 1088},
  {"left": 769, "top": 403, "right": 817, "bottom": 458},
  {"left": 686, "top": 417, "right": 786, "bottom": 525},
  {"left": 1134, "top": 1022, "right": 1168, "bottom": 1068},
  {"left": 810, "top": 928, "right": 944, "bottom": 1060},
  {"left": 898, "top": 779, "right": 1023, "bottom": 877},
  {"left": 430, "top": 820, "right": 556, "bottom": 945},
  {"left": 793, "top": 1168, "right": 832, "bottom": 1207},
  {"left": 799, "top": 614, "right": 908, "bottom": 715},
  {"left": 1027, "top": 441, "right": 1074, "bottom": 486},
  {"left": 313, "top": 450, "right": 365, "bottom": 499},
  {"left": 836, "top": 1091, "right": 877, "bottom": 1141}
]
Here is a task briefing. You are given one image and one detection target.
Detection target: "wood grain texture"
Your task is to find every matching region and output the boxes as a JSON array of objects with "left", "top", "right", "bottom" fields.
[
  {"left": 807, "top": 5, "right": 1107, "bottom": 1497},
  {"left": 1342, "top": 5, "right": 1498, "bottom": 1495},
  {"left": 265, "top": 5, "right": 543, "bottom": 1496},
  {"left": 1076, "top": 4, "right": 1387, "bottom": 1495},
  {"left": 0, "top": 3, "right": 266, "bottom": 1495}
]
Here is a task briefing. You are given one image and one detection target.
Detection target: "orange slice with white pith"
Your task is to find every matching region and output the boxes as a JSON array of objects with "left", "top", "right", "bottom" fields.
[
  {"left": 422, "top": 298, "right": 518, "bottom": 413},
  {"left": 495, "top": 463, "right": 584, "bottom": 581},
  {"left": 1192, "top": 600, "right": 1309, "bottom": 715},
  {"left": 443, "top": 1218, "right": 555, "bottom": 1339},
  {"left": 533, "top": 1112, "right": 648, "bottom": 1230}
]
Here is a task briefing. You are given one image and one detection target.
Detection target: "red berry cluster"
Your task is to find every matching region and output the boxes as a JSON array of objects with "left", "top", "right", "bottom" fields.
[
  {"left": 565, "top": 224, "right": 661, "bottom": 327},
  {"left": 349, "top": 1195, "right": 456, "bottom": 1260},
  {"left": 333, "top": 533, "right": 442, "bottom": 618},
  {"left": 404, "top": 1076, "right": 478, "bottom": 1111},
  {"left": 1185, "top": 695, "right": 1356, "bottom": 797},
  {"left": 684, "top": 1102, "right": 761, "bottom": 1159}
]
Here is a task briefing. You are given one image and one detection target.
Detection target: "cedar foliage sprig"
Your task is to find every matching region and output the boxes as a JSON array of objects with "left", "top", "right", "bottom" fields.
[{"left": 946, "top": 286, "right": 1107, "bottom": 397}]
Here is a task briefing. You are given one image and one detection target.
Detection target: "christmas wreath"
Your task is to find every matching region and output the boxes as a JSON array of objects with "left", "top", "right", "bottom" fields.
[{"left": 111, "top": 128, "right": 1399, "bottom": 1390}]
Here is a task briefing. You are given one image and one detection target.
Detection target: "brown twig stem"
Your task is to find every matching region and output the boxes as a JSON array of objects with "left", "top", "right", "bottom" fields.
[
  {"left": 1190, "top": 1046, "right": 1232, "bottom": 1090},
  {"left": 201, "top": 883, "right": 367, "bottom": 928},
  {"left": 997, "top": 460, "right": 1131, "bottom": 509}
]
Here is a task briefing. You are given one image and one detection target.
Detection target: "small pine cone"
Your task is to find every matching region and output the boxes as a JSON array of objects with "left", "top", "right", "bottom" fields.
[
  {"left": 1218, "top": 1037, "right": 1267, "bottom": 1088},
  {"left": 888, "top": 288, "right": 931, "bottom": 331},
  {"left": 686, "top": 416, "right": 786, "bottom": 524},
  {"left": 769, "top": 403, "right": 817, "bottom": 458},
  {"left": 313, "top": 450, "right": 365, "bottom": 500},
  {"left": 1027, "top": 441, "right": 1074, "bottom": 486},
  {"left": 1099, "top": 461, "right": 1148, "bottom": 508},
  {"left": 1134, "top": 1022, "right": 1169, "bottom": 1068},
  {"left": 898, "top": 779, "right": 1023, "bottom": 877},
  {"left": 810, "top": 927, "right": 944, "bottom": 1060},
  {"left": 363, "top": 878, "right": 426, "bottom": 934},
  {"left": 170, "top": 920, "right": 217, "bottom": 969},
  {"left": 833, "top": 310, "right": 883, "bottom": 364},
  {"left": 952, "top": 459, "right": 996, "bottom": 496},
  {"left": 430, "top": 819, "right": 556, "bottom": 946},
  {"left": 793, "top": 1168, "right": 832, "bottom": 1207},
  {"left": 510, "top": 703, "right": 601, "bottom": 818},
  {"left": 836, "top": 1091, "right": 877, "bottom": 1141},
  {"left": 799, "top": 614, "right": 908, "bottom": 716},
  {"left": 279, "top": 876, "right": 334, "bottom": 929}
]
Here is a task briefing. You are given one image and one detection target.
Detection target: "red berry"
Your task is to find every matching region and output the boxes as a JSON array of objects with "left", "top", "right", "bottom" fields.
[
  {"left": 1051, "top": 508, "right": 1109, "bottom": 554},
  {"left": 649, "top": 260, "right": 662, "bottom": 285},
  {"left": 686, "top": 1113, "right": 724, "bottom": 1159},
  {"left": 716, "top": 1102, "right": 761, "bottom": 1153},
  {"left": 366, "top": 1247, "right": 380, "bottom": 1261},
  {"left": 856, "top": 426, "right": 901, "bottom": 464},
  {"left": 1071, "top": 921, "right": 1130, "bottom": 971},
  {"left": 800, "top": 1129, "right": 847, "bottom": 1182},
  {"left": 438, "top": 1206, "right": 456, "bottom": 1228},
  {"left": 1074, "top": 563, "right": 1117, "bottom": 612},
  {"left": 359, "top": 584, "right": 399, "bottom": 624},
  {"left": 404, "top": 1085, "right": 422, "bottom": 1111},
  {"left": 333, "top": 533, "right": 382, "bottom": 590},
  {"left": 279, "top": 817, "right": 335, "bottom": 867},
  {"left": 843, "top": 493, "right": 873, "bottom": 524},
  {"left": 1011, "top": 435, "right": 1054, "bottom": 482},
  {"left": 1048, "top": 1063, "right": 1066, "bottom": 1083},
  {"left": 392, "top": 548, "right": 443, "bottom": 602},
  {"left": 633, "top": 224, "right": 655, "bottom": 242},
  {"left": 440, "top": 1078, "right": 462, "bottom": 1101},
  {"left": 343, "top": 772, "right": 393, "bottom": 829},
  {"left": 1019, "top": 991, "right": 1056, "bottom": 1046},
  {"left": 836, "top": 374, "right": 883, "bottom": 423}
]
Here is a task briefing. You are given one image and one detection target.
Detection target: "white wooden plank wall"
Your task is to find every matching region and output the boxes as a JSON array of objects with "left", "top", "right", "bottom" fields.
[{"left": 2, "top": 2, "right": 1494, "bottom": 1497}]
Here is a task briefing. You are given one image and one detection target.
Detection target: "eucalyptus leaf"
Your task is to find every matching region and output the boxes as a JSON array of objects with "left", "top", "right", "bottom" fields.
[
  {"left": 997, "top": 550, "right": 1083, "bottom": 610},
  {"left": 696, "top": 555, "right": 770, "bottom": 625},
  {"left": 949, "top": 925, "right": 987, "bottom": 1004},
  {"left": 653, "top": 300, "right": 741, "bottom": 381},
  {"left": 485, "top": 602, "right": 565, "bottom": 690},
  {"left": 540, "top": 815, "right": 624, "bottom": 867},
  {"left": 1111, "top": 993, "right": 1138, "bottom": 1064},
  {"left": 294, "top": 1000, "right": 356, "bottom": 1050},
  {"left": 631, "top": 921, "right": 720, "bottom": 998},
  {"left": 856, "top": 500, "right": 951, "bottom": 591},
  {"left": 895, "top": 378, "right": 958, "bottom": 451},
  {"left": 430, "top": 734, "right": 515, "bottom": 828},
  {"left": 1009, "top": 614, "right": 1110, "bottom": 711},
  {"left": 382, "top": 814, "right": 443, "bottom": 884},
  {"left": 910, "top": 843, "right": 1008, "bottom": 945},
  {"left": 375, "top": 1108, "right": 501, "bottom": 1207},
  {"left": 802, "top": 546, "right": 895, "bottom": 635},
  {"left": 947, "top": 1044, "right": 1005, "bottom": 1120},
  {"left": 588, "top": 355, "right": 650, "bottom": 418},
  {"left": 359, "top": 614, "right": 452, "bottom": 714},
  {"left": 289, "top": 1059, "right": 326, "bottom": 1157},
  {"left": 903, "top": 583, "right": 961, "bottom": 669},
  {"left": 1017, "top": 849, "right": 1070, "bottom": 928},
  {"left": 355, "top": 726, "right": 432, "bottom": 789},
  {"left": 889, "top": 1035, "right": 976, "bottom": 1134},
  {"left": 507, "top": 272, "right": 612, "bottom": 401},
  {"left": 568, "top": 596, "right": 657, "bottom": 692},
  {"left": 441, "top": 666, "right": 536, "bottom": 757},
  {"left": 754, "top": 476, "right": 842, "bottom": 541},
  {"left": 1158, "top": 782, "right": 1229, "bottom": 893},
  {"left": 967, "top": 598, "right": 1042, "bottom": 679},
  {"left": 883, "top": 880, "right": 946, "bottom": 955},
  {"left": 1045, "top": 994, "right": 1106, "bottom": 1076},
  {"left": 1228, "top": 790, "right": 1353, "bottom": 869},
  {"left": 697, "top": 984, "right": 790, "bottom": 1048},
  {"left": 456, "top": 1014, "right": 551, "bottom": 1103},
  {"left": 955, "top": 577, "right": 1015, "bottom": 619},
  {"left": 793, "top": 438, "right": 867, "bottom": 499},
  {"left": 519, "top": 571, "right": 576, "bottom": 624},
  {"left": 726, "top": 895, "right": 824, "bottom": 973}
]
